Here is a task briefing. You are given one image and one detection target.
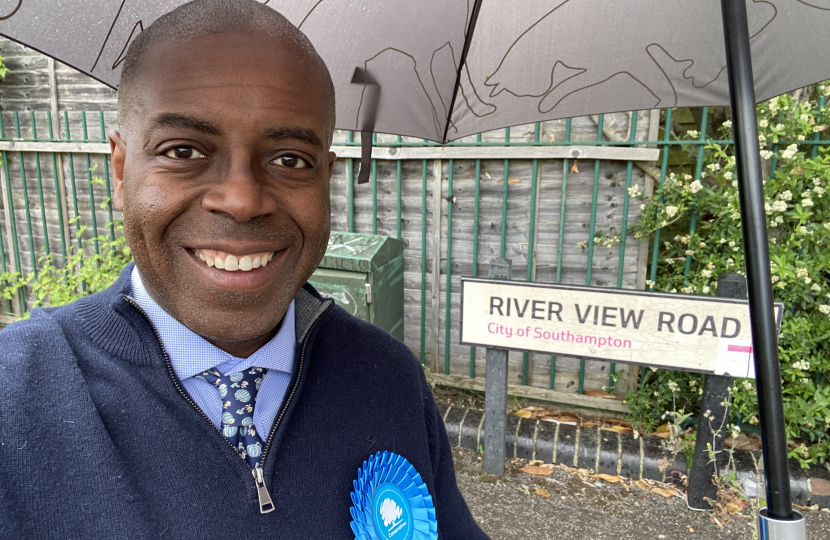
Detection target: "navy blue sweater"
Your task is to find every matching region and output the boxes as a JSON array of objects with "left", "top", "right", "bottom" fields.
[{"left": 0, "top": 265, "right": 488, "bottom": 539}]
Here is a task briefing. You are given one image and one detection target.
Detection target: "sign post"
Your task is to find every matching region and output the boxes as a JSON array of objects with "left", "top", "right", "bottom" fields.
[
  {"left": 483, "top": 258, "right": 511, "bottom": 475},
  {"left": 688, "top": 273, "right": 746, "bottom": 510}
]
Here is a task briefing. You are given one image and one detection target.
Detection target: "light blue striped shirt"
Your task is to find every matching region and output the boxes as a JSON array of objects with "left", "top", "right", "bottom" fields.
[{"left": 129, "top": 267, "right": 296, "bottom": 438}]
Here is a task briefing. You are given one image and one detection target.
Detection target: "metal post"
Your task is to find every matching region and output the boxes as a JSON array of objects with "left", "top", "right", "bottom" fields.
[
  {"left": 484, "top": 257, "right": 512, "bottom": 475},
  {"left": 688, "top": 273, "right": 745, "bottom": 509},
  {"left": 720, "top": 0, "right": 804, "bottom": 534}
]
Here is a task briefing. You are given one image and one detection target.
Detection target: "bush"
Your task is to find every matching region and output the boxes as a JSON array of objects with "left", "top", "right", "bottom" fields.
[
  {"left": 627, "top": 84, "right": 830, "bottom": 466},
  {"left": 0, "top": 221, "right": 132, "bottom": 314}
]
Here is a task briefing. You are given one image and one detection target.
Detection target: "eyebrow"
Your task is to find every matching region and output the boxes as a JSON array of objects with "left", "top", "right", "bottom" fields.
[
  {"left": 263, "top": 126, "right": 325, "bottom": 150},
  {"left": 148, "top": 113, "right": 223, "bottom": 136}
]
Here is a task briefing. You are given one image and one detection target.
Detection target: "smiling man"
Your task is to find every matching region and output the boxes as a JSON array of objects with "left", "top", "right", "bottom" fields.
[{"left": 0, "top": 1, "right": 488, "bottom": 539}]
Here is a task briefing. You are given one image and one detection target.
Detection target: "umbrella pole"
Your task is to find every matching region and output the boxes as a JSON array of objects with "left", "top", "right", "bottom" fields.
[{"left": 719, "top": 0, "right": 805, "bottom": 535}]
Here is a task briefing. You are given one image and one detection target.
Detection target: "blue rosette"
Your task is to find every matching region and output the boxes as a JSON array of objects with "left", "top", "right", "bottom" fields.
[{"left": 350, "top": 451, "right": 437, "bottom": 540}]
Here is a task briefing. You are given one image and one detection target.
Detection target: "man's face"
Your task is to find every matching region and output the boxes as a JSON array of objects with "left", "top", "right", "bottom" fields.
[{"left": 111, "top": 32, "right": 335, "bottom": 356}]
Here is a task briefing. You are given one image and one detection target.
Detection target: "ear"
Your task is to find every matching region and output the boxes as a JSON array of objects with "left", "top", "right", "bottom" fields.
[
  {"left": 109, "top": 129, "right": 127, "bottom": 211},
  {"left": 327, "top": 151, "right": 336, "bottom": 177}
]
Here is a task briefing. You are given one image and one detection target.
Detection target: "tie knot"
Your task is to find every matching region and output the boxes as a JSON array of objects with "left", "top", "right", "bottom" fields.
[{"left": 198, "top": 367, "right": 265, "bottom": 402}]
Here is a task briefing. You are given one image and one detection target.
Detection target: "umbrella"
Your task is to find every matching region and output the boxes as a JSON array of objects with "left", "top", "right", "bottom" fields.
[{"left": 1, "top": 0, "right": 826, "bottom": 534}]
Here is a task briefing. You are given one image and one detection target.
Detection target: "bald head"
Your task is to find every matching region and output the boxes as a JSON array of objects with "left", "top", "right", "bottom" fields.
[{"left": 117, "top": 0, "right": 336, "bottom": 144}]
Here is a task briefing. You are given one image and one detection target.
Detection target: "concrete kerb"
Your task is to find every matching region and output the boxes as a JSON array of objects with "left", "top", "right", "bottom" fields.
[{"left": 438, "top": 402, "right": 830, "bottom": 510}]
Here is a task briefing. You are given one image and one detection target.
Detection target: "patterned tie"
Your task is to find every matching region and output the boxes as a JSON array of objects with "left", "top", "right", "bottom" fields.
[{"left": 196, "top": 367, "right": 267, "bottom": 468}]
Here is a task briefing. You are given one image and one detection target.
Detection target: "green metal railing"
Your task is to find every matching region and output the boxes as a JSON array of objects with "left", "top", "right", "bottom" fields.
[{"left": 2, "top": 104, "right": 828, "bottom": 403}]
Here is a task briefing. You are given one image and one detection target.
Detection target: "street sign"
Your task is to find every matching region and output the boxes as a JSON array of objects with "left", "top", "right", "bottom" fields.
[{"left": 460, "top": 278, "right": 783, "bottom": 378}]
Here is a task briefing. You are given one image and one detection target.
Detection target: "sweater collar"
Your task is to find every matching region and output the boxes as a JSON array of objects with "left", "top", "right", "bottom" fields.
[{"left": 72, "top": 263, "right": 331, "bottom": 367}]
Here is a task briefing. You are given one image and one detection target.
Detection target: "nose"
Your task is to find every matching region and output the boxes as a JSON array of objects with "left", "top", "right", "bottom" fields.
[{"left": 202, "top": 153, "right": 276, "bottom": 222}]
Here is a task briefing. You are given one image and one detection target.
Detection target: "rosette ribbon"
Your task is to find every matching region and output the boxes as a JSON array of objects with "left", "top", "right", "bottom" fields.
[{"left": 350, "top": 451, "right": 438, "bottom": 540}]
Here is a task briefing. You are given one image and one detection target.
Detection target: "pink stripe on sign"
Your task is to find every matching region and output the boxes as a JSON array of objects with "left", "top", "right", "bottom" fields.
[{"left": 728, "top": 345, "right": 753, "bottom": 354}]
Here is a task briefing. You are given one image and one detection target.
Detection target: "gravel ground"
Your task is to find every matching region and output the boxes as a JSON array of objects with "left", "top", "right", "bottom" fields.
[{"left": 452, "top": 447, "right": 830, "bottom": 540}]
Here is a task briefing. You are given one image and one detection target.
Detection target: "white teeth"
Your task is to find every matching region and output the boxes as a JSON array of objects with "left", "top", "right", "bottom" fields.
[{"left": 194, "top": 249, "right": 274, "bottom": 271}]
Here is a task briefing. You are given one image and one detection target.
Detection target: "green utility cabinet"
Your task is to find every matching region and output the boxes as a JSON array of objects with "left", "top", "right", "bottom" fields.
[{"left": 308, "top": 232, "right": 405, "bottom": 341}]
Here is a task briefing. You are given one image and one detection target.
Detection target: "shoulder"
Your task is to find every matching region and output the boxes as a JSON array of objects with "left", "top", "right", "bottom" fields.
[{"left": 313, "top": 304, "right": 423, "bottom": 372}]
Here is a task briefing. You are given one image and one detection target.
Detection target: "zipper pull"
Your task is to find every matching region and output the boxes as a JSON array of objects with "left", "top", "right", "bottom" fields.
[{"left": 253, "top": 467, "right": 275, "bottom": 514}]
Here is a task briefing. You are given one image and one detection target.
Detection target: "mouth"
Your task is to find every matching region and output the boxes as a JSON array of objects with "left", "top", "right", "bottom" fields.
[
  {"left": 185, "top": 245, "right": 288, "bottom": 293},
  {"left": 191, "top": 248, "right": 275, "bottom": 272}
]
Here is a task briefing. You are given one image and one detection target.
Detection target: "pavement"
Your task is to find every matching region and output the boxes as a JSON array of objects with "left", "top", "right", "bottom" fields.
[{"left": 452, "top": 446, "right": 830, "bottom": 540}]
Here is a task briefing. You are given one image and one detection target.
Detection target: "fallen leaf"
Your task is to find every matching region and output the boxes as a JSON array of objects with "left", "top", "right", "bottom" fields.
[
  {"left": 634, "top": 480, "right": 651, "bottom": 491},
  {"left": 535, "top": 488, "right": 551, "bottom": 497},
  {"left": 520, "top": 466, "right": 554, "bottom": 476},
  {"left": 570, "top": 161, "right": 579, "bottom": 173},
  {"left": 650, "top": 431, "right": 672, "bottom": 439},
  {"left": 579, "top": 421, "right": 599, "bottom": 428},
  {"left": 651, "top": 487, "right": 679, "bottom": 498},
  {"left": 656, "top": 423, "right": 671, "bottom": 432},
  {"left": 606, "top": 419, "right": 632, "bottom": 428},
  {"left": 595, "top": 474, "right": 622, "bottom": 483},
  {"left": 496, "top": 177, "right": 521, "bottom": 184},
  {"left": 602, "top": 425, "right": 634, "bottom": 434},
  {"left": 688, "top": 527, "right": 695, "bottom": 533},
  {"left": 583, "top": 390, "right": 621, "bottom": 400},
  {"left": 725, "top": 501, "right": 742, "bottom": 514},
  {"left": 725, "top": 435, "right": 762, "bottom": 451},
  {"left": 514, "top": 409, "right": 533, "bottom": 418}
]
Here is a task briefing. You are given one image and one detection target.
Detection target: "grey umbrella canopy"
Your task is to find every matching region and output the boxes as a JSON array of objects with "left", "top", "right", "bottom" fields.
[{"left": 0, "top": 0, "right": 828, "bottom": 142}]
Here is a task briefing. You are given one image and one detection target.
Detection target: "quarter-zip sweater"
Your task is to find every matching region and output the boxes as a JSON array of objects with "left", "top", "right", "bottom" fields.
[{"left": 0, "top": 265, "right": 488, "bottom": 540}]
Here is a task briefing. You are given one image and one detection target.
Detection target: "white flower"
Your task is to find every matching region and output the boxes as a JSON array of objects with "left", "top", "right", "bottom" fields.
[
  {"left": 685, "top": 250, "right": 695, "bottom": 256},
  {"left": 699, "top": 242, "right": 706, "bottom": 248},
  {"left": 804, "top": 277, "right": 812, "bottom": 285},
  {"left": 726, "top": 258, "right": 735, "bottom": 268},
  {"left": 728, "top": 240, "right": 736, "bottom": 247},
  {"left": 775, "top": 215, "right": 784, "bottom": 224},
  {"left": 812, "top": 284, "right": 821, "bottom": 292},
  {"left": 722, "top": 120, "right": 732, "bottom": 129},
  {"left": 760, "top": 150, "right": 773, "bottom": 160},
  {"left": 680, "top": 236, "right": 691, "bottom": 244},
  {"left": 707, "top": 163, "right": 721, "bottom": 172},
  {"left": 759, "top": 118, "right": 769, "bottom": 128},
  {"left": 780, "top": 190, "right": 793, "bottom": 201},
  {"left": 819, "top": 305, "right": 830, "bottom": 315},
  {"left": 759, "top": 133, "right": 767, "bottom": 143},
  {"left": 774, "top": 123, "right": 785, "bottom": 131},
  {"left": 723, "top": 171, "right": 733, "bottom": 181},
  {"left": 800, "top": 114, "right": 810, "bottom": 122},
  {"left": 802, "top": 198, "right": 814, "bottom": 207},
  {"left": 640, "top": 203, "right": 646, "bottom": 210},
  {"left": 743, "top": 380, "right": 753, "bottom": 391},
  {"left": 797, "top": 135, "right": 806, "bottom": 141},
  {"left": 719, "top": 238, "right": 727, "bottom": 244},
  {"left": 665, "top": 205, "right": 678, "bottom": 218},
  {"left": 771, "top": 200, "right": 787, "bottom": 212},
  {"left": 813, "top": 186, "right": 825, "bottom": 197},
  {"left": 667, "top": 381, "right": 679, "bottom": 392},
  {"left": 796, "top": 268, "right": 809, "bottom": 278},
  {"left": 701, "top": 269, "right": 712, "bottom": 278},
  {"left": 802, "top": 190, "right": 813, "bottom": 198},
  {"left": 628, "top": 184, "right": 640, "bottom": 197},
  {"left": 689, "top": 180, "right": 704, "bottom": 193},
  {"left": 687, "top": 130, "right": 699, "bottom": 138},
  {"left": 702, "top": 286, "right": 710, "bottom": 294},
  {"left": 799, "top": 226, "right": 808, "bottom": 235},
  {"left": 765, "top": 202, "right": 773, "bottom": 215},
  {"left": 781, "top": 144, "right": 798, "bottom": 160}
]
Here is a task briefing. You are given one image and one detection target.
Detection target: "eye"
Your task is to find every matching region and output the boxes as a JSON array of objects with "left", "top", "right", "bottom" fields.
[
  {"left": 164, "top": 146, "right": 207, "bottom": 160},
  {"left": 273, "top": 154, "right": 309, "bottom": 169}
]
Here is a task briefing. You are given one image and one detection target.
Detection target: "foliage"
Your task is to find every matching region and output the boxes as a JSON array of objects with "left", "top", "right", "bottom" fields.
[
  {"left": 0, "top": 55, "right": 9, "bottom": 79},
  {"left": 626, "top": 83, "right": 830, "bottom": 466},
  {"left": 0, "top": 220, "right": 132, "bottom": 315}
]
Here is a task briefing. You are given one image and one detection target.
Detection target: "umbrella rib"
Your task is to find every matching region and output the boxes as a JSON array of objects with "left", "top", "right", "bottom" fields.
[{"left": 441, "top": 0, "right": 485, "bottom": 144}]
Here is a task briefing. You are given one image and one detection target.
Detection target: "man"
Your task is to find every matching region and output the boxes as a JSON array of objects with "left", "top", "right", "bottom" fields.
[{"left": 0, "top": 1, "right": 489, "bottom": 538}]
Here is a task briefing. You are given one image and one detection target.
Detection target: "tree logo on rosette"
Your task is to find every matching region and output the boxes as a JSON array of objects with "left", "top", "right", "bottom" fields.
[{"left": 372, "top": 484, "right": 412, "bottom": 539}]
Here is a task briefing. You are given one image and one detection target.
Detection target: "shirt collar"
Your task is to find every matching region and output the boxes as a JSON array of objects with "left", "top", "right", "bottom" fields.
[{"left": 129, "top": 266, "right": 296, "bottom": 380}]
